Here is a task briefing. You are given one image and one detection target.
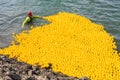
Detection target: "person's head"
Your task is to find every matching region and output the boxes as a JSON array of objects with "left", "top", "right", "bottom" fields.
[{"left": 27, "top": 11, "right": 33, "bottom": 17}]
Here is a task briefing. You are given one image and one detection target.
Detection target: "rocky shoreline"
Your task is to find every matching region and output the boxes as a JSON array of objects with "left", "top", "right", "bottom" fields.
[{"left": 0, "top": 54, "right": 90, "bottom": 80}]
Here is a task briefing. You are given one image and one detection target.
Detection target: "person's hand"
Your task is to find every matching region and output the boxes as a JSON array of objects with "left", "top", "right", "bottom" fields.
[
  {"left": 39, "top": 16, "right": 44, "bottom": 19},
  {"left": 21, "top": 25, "right": 24, "bottom": 28},
  {"left": 40, "top": 16, "right": 43, "bottom": 18}
]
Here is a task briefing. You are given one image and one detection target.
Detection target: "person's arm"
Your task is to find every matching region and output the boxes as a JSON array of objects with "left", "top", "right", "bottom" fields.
[
  {"left": 32, "top": 15, "right": 43, "bottom": 19},
  {"left": 21, "top": 17, "right": 30, "bottom": 28}
]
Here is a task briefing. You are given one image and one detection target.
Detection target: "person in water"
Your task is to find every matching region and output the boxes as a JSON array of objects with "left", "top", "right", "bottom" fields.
[{"left": 21, "top": 11, "right": 43, "bottom": 28}]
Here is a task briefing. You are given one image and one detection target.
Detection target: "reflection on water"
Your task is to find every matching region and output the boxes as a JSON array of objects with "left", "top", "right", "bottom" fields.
[{"left": 0, "top": 0, "right": 120, "bottom": 50}]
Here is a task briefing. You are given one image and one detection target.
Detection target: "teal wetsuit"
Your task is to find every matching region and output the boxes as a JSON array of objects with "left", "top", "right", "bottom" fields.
[{"left": 21, "top": 16, "right": 42, "bottom": 28}]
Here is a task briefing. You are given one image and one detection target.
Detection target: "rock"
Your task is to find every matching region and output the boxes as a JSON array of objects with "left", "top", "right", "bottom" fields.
[
  {"left": 26, "top": 65, "right": 32, "bottom": 70},
  {"left": 40, "top": 69, "right": 48, "bottom": 74},
  {"left": 80, "top": 76, "right": 90, "bottom": 80},
  {"left": 0, "top": 68, "right": 2, "bottom": 73},
  {"left": 3, "top": 76, "right": 12, "bottom": 80},
  {"left": 0, "top": 55, "right": 81, "bottom": 80},
  {"left": 5, "top": 71, "right": 11, "bottom": 76},
  {"left": 20, "top": 65, "right": 27, "bottom": 71},
  {"left": 4, "top": 67, "right": 10, "bottom": 72},
  {"left": 3, "top": 62, "right": 10, "bottom": 66},
  {"left": 21, "top": 71, "right": 27, "bottom": 75},
  {"left": 26, "top": 77, "right": 36, "bottom": 80},
  {"left": 21, "top": 75, "right": 29, "bottom": 80},
  {"left": 0, "top": 76, "right": 2, "bottom": 80},
  {"left": 14, "top": 67, "right": 18, "bottom": 71},
  {"left": 10, "top": 71, "right": 15, "bottom": 74},
  {"left": 47, "top": 76, "right": 59, "bottom": 80},
  {"left": 46, "top": 72, "right": 55, "bottom": 79},
  {"left": 10, "top": 73, "right": 21, "bottom": 80},
  {"left": 0, "top": 55, "right": 5, "bottom": 59},
  {"left": 37, "top": 76, "right": 49, "bottom": 80},
  {"left": 0, "top": 57, "right": 2, "bottom": 60},
  {"left": 0, "top": 61, "right": 2, "bottom": 64},
  {"left": 5, "top": 59, "right": 12, "bottom": 63},
  {"left": 35, "top": 70, "right": 40, "bottom": 75},
  {"left": 28, "top": 70, "right": 35, "bottom": 76},
  {"left": 32, "top": 65, "right": 40, "bottom": 71}
]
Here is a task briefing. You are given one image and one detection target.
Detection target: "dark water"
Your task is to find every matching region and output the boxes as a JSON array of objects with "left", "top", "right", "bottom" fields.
[{"left": 0, "top": 0, "right": 120, "bottom": 51}]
